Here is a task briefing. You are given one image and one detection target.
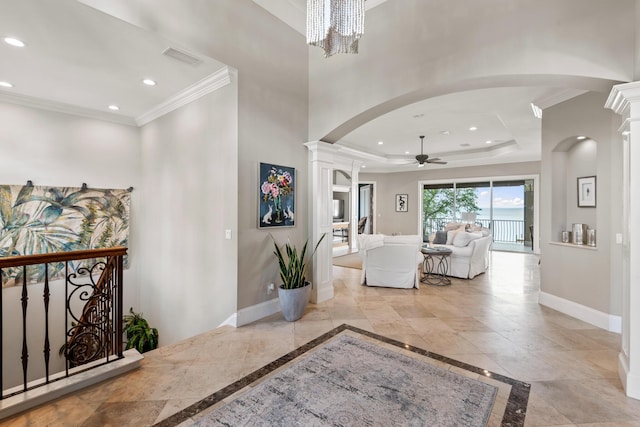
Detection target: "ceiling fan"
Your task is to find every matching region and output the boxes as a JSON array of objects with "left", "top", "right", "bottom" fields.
[{"left": 415, "top": 135, "right": 447, "bottom": 167}]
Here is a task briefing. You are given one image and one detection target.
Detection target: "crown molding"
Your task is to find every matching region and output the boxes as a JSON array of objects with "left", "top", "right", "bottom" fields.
[
  {"left": 334, "top": 139, "right": 519, "bottom": 166},
  {"left": 135, "top": 66, "right": 232, "bottom": 126},
  {"left": 0, "top": 92, "right": 137, "bottom": 126},
  {"left": 0, "top": 66, "right": 232, "bottom": 128},
  {"left": 533, "top": 88, "right": 587, "bottom": 110}
]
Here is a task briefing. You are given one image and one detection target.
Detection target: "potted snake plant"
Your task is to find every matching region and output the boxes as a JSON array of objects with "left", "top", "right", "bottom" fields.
[{"left": 271, "top": 233, "right": 326, "bottom": 321}]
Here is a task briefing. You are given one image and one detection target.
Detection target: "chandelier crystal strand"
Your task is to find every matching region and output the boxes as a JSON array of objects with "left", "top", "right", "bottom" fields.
[{"left": 307, "top": 0, "right": 365, "bottom": 57}]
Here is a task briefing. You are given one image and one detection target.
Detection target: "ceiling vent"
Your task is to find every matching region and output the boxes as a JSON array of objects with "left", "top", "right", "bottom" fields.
[{"left": 162, "top": 47, "right": 202, "bottom": 66}]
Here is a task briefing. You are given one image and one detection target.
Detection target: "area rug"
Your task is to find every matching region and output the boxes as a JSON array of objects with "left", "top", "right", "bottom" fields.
[
  {"left": 155, "top": 325, "right": 530, "bottom": 427},
  {"left": 332, "top": 253, "right": 362, "bottom": 269}
]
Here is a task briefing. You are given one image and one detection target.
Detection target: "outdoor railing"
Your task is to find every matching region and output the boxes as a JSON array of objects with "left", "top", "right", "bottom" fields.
[
  {"left": 0, "top": 247, "right": 126, "bottom": 399},
  {"left": 424, "top": 217, "right": 527, "bottom": 243}
]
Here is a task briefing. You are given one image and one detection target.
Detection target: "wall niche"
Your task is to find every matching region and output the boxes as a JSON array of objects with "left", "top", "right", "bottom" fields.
[{"left": 550, "top": 137, "right": 597, "bottom": 245}]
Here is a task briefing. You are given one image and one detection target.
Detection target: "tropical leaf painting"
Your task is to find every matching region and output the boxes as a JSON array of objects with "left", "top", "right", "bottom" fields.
[{"left": 0, "top": 184, "right": 130, "bottom": 287}]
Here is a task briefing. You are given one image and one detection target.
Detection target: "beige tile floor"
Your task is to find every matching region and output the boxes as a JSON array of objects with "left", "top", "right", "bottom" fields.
[{"left": 3, "top": 251, "right": 640, "bottom": 426}]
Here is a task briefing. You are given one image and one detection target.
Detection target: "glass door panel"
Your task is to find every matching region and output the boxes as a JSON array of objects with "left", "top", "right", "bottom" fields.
[
  {"left": 455, "top": 182, "right": 489, "bottom": 228},
  {"left": 491, "top": 180, "right": 525, "bottom": 243},
  {"left": 423, "top": 183, "right": 454, "bottom": 240}
]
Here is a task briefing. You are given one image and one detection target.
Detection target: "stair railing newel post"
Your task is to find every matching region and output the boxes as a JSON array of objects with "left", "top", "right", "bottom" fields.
[{"left": 271, "top": 233, "right": 326, "bottom": 321}]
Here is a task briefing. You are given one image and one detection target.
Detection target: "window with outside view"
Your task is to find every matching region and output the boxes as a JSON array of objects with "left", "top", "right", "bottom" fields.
[{"left": 423, "top": 180, "right": 533, "bottom": 250}]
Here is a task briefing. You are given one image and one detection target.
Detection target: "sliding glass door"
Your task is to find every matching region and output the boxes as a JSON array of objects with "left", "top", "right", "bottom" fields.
[
  {"left": 423, "top": 178, "right": 535, "bottom": 251},
  {"left": 422, "top": 182, "right": 486, "bottom": 238}
]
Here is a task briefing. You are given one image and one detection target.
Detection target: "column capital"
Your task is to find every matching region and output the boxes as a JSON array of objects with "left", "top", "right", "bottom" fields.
[
  {"left": 606, "top": 81, "right": 640, "bottom": 116},
  {"left": 304, "top": 140, "right": 339, "bottom": 162}
]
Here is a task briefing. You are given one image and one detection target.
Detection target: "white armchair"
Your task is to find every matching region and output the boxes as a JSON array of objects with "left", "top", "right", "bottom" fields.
[{"left": 358, "top": 234, "right": 423, "bottom": 288}]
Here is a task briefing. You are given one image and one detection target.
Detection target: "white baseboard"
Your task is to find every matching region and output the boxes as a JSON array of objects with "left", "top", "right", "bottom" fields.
[
  {"left": 619, "top": 352, "right": 640, "bottom": 399},
  {"left": 311, "top": 281, "right": 334, "bottom": 304},
  {"left": 235, "top": 298, "right": 281, "bottom": 327},
  {"left": 218, "top": 312, "right": 238, "bottom": 328},
  {"left": 538, "top": 291, "right": 621, "bottom": 333}
]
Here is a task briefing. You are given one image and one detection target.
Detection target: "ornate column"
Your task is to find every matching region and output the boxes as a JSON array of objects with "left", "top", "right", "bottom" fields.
[
  {"left": 606, "top": 81, "right": 640, "bottom": 399},
  {"left": 305, "top": 141, "right": 337, "bottom": 303}
]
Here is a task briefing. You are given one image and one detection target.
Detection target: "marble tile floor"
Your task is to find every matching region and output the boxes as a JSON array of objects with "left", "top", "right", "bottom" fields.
[{"left": 3, "top": 251, "right": 639, "bottom": 426}]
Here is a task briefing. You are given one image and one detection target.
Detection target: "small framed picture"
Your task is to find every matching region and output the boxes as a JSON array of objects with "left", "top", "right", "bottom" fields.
[
  {"left": 395, "top": 194, "right": 408, "bottom": 212},
  {"left": 577, "top": 176, "right": 596, "bottom": 207}
]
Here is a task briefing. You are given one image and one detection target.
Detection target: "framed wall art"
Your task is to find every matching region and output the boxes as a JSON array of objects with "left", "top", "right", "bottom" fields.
[
  {"left": 395, "top": 194, "right": 408, "bottom": 212},
  {"left": 577, "top": 176, "right": 596, "bottom": 207},
  {"left": 259, "top": 162, "right": 295, "bottom": 228}
]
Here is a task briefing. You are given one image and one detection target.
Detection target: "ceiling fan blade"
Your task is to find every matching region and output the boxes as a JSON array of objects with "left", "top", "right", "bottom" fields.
[
  {"left": 427, "top": 160, "right": 448, "bottom": 165},
  {"left": 427, "top": 157, "right": 441, "bottom": 162}
]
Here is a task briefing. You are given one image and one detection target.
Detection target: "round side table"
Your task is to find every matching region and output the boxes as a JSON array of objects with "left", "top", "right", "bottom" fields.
[{"left": 421, "top": 246, "right": 452, "bottom": 286}]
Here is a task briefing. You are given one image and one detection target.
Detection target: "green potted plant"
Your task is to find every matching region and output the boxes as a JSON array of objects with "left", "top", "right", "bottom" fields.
[
  {"left": 271, "top": 233, "right": 326, "bottom": 321},
  {"left": 123, "top": 308, "right": 159, "bottom": 353}
]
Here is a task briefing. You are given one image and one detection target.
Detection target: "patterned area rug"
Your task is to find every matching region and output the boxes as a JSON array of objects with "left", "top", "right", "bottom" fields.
[
  {"left": 195, "top": 335, "right": 496, "bottom": 426},
  {"left": 155, "top": 325, "right": 530, "bottom": 427}
]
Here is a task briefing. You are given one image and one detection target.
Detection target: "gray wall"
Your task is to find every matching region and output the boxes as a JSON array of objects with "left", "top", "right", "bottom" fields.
[
  {"left": 0, "top": 102, "right": 141, "bottom": 307},
  {"left": 78, "top": 0, "right": 309, "bottom": 325},
  {"left": 0, "top": 102, "right": 141, "bottom": 384},
  {"left": 540, "top": 91, "right": 623, "bottom": 316},
  {"left": 360, "top": 161, "right": 540, "bottom": 236},
  {"left": 139, "top": 85, "right": 238, "bottom": 344}
]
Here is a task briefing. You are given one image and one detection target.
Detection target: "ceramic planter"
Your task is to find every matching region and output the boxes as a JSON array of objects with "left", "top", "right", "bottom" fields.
[{"left": 278, "top": 282, "right": 311, "bottom": 321}]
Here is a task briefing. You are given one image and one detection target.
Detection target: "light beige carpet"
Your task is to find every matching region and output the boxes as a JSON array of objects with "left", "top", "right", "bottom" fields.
[{"left": 332, "top": 253, "right": 362, "bottom": 269}]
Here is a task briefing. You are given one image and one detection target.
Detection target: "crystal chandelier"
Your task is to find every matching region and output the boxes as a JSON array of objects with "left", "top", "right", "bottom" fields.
[{"left": 307, "top": 0, "right": 365, "bottom": 57}]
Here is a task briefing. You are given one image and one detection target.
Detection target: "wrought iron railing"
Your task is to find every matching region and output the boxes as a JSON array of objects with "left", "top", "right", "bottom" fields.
[
  {"left": 0, "top": 247, "right": 126, "bottom": 399},
  {"left": 423, "top": 217, "right": 527, "bottom": 243}
]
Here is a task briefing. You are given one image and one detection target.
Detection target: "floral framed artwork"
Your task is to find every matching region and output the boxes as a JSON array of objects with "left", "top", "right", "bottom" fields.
[
  {"left": 395, "top": 194, "right": 408, "bottom": 212},
  {"left": 577, "top": 176, "right": 596, "bottom": 207},
  {"left": 259, "top": 163, "right": 295, "bottom": 228}
]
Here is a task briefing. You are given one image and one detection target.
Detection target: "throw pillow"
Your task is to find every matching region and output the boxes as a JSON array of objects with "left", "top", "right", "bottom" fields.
[
  {"left": 433, "top": 230, "right": 448, "bottom": 244},
  {"left": 453, "top": 231, "right": 483, "bottom": 247},
  {"left": 446, "top": 228, "right": 462, "bottom": 245},
  {"left": 444, "top": 222, "right": 464, "bottom": 231}
]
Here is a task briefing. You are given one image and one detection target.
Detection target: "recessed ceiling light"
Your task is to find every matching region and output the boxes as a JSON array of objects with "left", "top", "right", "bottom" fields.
[
  {"left": 440, "top": 130, "right": 450, "bottom": 135},
  {"left": 469, "top": 126, "right": 478, "bottom": 131},
  {"left": 142, "top": 79, "right": 157, "bottom": 86},
  {"left": 378, "top": 141, "right": 383, "bottom": 145},
  {"left": 108, "top": 105, "right": 120, "bottom": 111},
  {"left": 460, "top": 143, "right": 470, "bottom": 147},
  {"left": 362, "top": 165, "right": 366, "bottom": 168},
  {"left": 405, "top": 151, "right": 410, "bottom": 154},
  {"left": 3, "top": 37, "right": 25, "bottom": 47},
  {"left": 577, "top": 136, "right": 587, "bottom": 140},
  {"left": 0, "top": 81, "right": 14, "bottom": 88},
  {"left": 485, "top": 140, "right": 492, "bottom": 144}
]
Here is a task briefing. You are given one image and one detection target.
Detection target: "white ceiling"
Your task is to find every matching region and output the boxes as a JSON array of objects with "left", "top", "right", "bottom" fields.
[
  {"left": 0, "top": 0, "right": 582, "bottom": 170},
  {"left": 254, "top": 0, "right": 584, "bottom": 172},
  {"left": 335, "top": 86, "right": 585, "bottom": 172},
  {"left": 0, "top": 0, "right": 225, "bottom": 126}
]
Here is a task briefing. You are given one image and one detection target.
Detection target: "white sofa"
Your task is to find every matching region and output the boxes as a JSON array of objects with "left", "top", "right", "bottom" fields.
[
  {"left": 429, "top": 228, "right": 492, "bottom": 279},
  {"left": 358, "top": 234, "right": 423, "bottom": 288}
]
